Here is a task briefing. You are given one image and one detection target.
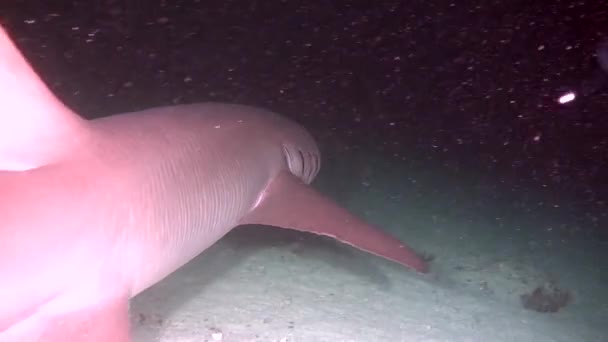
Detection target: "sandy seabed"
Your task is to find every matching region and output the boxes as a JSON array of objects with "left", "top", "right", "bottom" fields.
[{"left": 130, "top": 198, "right": 606, "bottom": 342}]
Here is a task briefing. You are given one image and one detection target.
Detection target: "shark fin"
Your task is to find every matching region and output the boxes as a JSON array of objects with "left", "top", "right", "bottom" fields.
[
  {"left": 0, "top": 26, "right": 87, "bottom": 171},
  {"left": 242, "top": 171, "right": 429, "bottom": 273}
]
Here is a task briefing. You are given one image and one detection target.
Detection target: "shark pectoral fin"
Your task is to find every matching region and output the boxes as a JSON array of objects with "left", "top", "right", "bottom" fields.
[
  {"left": 1, "top": 287, "right": 131, "bottom": 342},
  {"left": 242, "top": 171, "right": 429, "bottom": 273},
  {"left": 0, "top": 26, "right": 86, "bottom": 171}
]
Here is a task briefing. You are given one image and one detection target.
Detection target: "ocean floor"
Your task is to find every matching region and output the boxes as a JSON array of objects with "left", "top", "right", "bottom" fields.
[{"left": 130, "top": 149, "right": 607, "bottom": 342}]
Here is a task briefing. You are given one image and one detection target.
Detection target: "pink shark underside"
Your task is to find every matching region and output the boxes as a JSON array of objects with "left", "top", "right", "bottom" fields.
[{"left": 0, "top": 25, "right": 428, "bottom": 341}]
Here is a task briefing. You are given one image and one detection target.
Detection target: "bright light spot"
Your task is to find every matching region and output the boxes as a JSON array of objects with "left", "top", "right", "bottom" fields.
[{"left": 557, "top": 92, "right": 576, "bottom": 104}]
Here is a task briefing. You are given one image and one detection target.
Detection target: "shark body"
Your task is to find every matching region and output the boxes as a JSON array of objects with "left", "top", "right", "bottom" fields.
[{"left": 0, "top": 26, "right": 427, "bottom": 341}]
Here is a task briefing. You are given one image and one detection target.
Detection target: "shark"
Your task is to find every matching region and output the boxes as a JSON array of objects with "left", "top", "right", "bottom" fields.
[{"left": 0, "top": 25, "right": 428, "bottom": 341}]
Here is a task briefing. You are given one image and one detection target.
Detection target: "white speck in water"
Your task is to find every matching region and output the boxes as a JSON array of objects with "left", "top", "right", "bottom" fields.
[{"left": 557, "top": 92, "right": 576, "bottom": 104}]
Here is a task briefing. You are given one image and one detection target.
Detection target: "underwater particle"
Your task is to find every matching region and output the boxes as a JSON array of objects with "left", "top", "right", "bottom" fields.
[
  {"left": 557, "top": 91, "right": 575, "bottom": 104},
  {"left": 211, "top": 331, "right": 223, "bottom": 341}
]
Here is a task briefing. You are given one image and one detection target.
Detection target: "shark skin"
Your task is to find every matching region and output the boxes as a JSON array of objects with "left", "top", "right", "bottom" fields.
[{"left": 0, "top": 25, "right": 428, "bottom": 341}]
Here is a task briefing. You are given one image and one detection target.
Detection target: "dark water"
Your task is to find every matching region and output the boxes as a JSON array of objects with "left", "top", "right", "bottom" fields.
[
  {"left": 2, "top": 1, "right": 606, "bottom": 228},
  {"left": 574, "top": 40, "right": 608, "bottom": 97},
  {"left": 597, "top": 40, "right": 608, "bottom": 72}
]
